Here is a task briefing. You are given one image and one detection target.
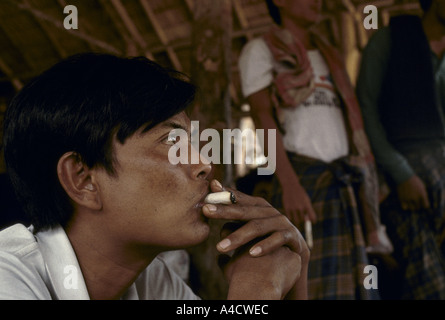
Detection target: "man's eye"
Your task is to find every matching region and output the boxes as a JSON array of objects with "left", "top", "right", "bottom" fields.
[
  {"left": 164, "top": 128, "right": 190, "bottom": 146},
  {"left": 166, "top": 133, "right": 179, "bottom": 144}
]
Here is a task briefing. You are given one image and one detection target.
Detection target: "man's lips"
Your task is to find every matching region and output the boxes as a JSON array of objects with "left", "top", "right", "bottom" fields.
[{"left": 195, "top": 188, "right": 210, "bottom": 208}]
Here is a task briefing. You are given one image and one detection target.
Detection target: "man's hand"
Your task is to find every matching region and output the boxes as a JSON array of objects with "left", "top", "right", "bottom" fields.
[
  {"left": 281, "top": 177, "right": 316, "bottom": 226},
  {"left": 397, "top": 175, "right": 430, "bottom": 211},
  {"left": 221, "top": 244, "right": 302, "bottom": 300},
  {"left": 202, "top": 179, "right": 309, "bottom": 300}
]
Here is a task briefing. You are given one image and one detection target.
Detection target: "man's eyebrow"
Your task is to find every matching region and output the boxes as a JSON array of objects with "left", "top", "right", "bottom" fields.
[
  {"left": 159, "top": 121, "right": 189, "bottom": 132},
  {"left": 140, "top": 120, "right": 189, "bottom": 134}
]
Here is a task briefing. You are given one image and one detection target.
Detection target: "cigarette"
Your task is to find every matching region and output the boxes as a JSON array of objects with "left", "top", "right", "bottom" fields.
[
  {"left": 305, "top": 219, "right": 313, "bottom": 249},
  {"left": 204, "top": 191, "right": 236, "bottom": 205}
]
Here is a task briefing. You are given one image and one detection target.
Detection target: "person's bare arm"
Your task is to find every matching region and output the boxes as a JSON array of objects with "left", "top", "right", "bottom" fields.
[{"left": 246, "top": 88, "right": 316, "bottom": 225}]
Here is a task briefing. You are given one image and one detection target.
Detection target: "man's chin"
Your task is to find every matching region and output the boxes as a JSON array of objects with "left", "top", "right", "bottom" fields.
[{"left": 183, "top": 221, "right": 211, "bottom": 248}]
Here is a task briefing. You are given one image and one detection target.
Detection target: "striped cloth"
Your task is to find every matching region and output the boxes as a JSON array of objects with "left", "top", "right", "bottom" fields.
[
  {"left": 271, "top": 152, "right": 379, "bottom": 300},
  {"left": 381, "top": 142, "right": 445, "bottom": 299}
]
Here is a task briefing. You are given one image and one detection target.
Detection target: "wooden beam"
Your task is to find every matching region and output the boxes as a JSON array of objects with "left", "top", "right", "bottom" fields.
[
  {"left": 23, "top": 0, "right": 69, "bottom": 59},
  {"left": 97, "top": 0, "right": 139, "bottom": 56},
  {"left": 341, "top": 0, "right": 356, "bottom": 13},
  {"left": 109, "top": 0, "right": 154, "bottom": 60},
  {"left": 0, "top": 57, "right": 23, "bottom": 91},
  {"left": 148, "top": 22, "right": 272, "bottom": 56},
  {"left": 0, "top": 25, "right": 36, "bottom": 77},
  {"left": 376, "top": 2, "right": 420, "bottom": 13},
  {"left": 7, "top": 0, "right": 121, "bottom": 55},
  {"left": 184, "top": 0, "right": 194, "bottom": 16},
  {"left": 139, "top": 0, "right": 183, "bottom": 70},
  {"left": 233, "top": 0, "right": 254, "bottom": 40},
  {"left": 355, "top": 0, "right": 395, "bottom": 11}
]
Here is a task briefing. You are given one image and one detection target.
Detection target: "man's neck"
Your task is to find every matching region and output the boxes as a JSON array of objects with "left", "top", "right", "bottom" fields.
[
  {"left": 65, "top": 217, "right": 159, "bottom": 300},
  {"left": 281, "top": 18, "right": 316, "bottom": 50}
]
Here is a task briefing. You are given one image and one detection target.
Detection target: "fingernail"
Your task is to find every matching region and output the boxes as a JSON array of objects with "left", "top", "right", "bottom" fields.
[
  {"left": 204, "top": 204, "right": 217, "bottom": 212},
  {"left": 217, "top": 238, "right": 231, "bottom": 251},
  {"left": 213, "top": 179, "right": 223, "bottom": 190},
  {"left": 250, "top": 246, "right": 262, "bottom": 256}
]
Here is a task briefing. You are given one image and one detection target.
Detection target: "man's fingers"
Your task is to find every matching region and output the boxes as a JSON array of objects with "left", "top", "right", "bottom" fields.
[
  {"left": 284, "top": 206, "right": 316, "bottom": 226},
  {"left": 215, "top": 214, "right": 302, "bottom": 255},
  {"left": 220, "top": 221, "right": 244, "bottom": 239},
  {"left": 202, "top": 202, "right": 279, "bottom": 221},
  {"left": 421, "top": 193, "right": 431, "bottom": 209},
  {"left": 209, "top": 179, "right": 270, "bottom": 208},
  {"left": 401, "top": 194, "right": 430, "bottom": 211},
  {"left": 206, "top": 181, "right": 307, "bottom": 259},
  {"left": 307, "top": 206, "right": 317, "bottom": 223},
  {"left": 248, "top": 230, "right": 305, "bottom": 257}
]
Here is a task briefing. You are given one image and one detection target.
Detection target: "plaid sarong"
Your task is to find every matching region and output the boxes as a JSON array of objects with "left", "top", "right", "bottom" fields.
[
  {"left": 271, "top": 152, "right": 379, "bottom": 300},
  {"left": 381, "top": 142, "right": 445, "bottom": 299}
]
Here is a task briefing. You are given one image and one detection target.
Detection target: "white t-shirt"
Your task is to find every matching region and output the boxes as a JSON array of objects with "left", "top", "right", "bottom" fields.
[
  {"left": 238, "top": 38, "right": 349, "bottom": 163},
  {"left": 0, "top": 223, "right": 199, "bottom": 300}
]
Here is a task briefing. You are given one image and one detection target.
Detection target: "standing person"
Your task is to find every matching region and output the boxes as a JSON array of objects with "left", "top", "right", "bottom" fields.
[
  {"left": 238, "top": 0, "right": 391, "bottom": 300},
  {"left": 356, "top": 0, "right": 445, "bottom": 299},
  {"left": 0, "top": 53, "right": 309, "bottom": 300}
]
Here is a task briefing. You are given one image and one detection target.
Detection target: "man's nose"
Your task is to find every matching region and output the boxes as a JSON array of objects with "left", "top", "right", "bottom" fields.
[{"left": 190, "top": 142, "right": 213, "bottom": 180}]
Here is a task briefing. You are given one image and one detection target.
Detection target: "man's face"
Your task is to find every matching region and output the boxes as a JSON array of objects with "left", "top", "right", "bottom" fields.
[
  {"left": 277, "top": 0, "right": 322, "bottom": 27},
  {"left": 93, "top": 111, "right": 212, "bottom": 251}
]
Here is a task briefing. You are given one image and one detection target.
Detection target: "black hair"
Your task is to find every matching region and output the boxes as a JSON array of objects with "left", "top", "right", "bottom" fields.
[
  {"left": 266, "top": 0, "right": 282, "bottom": 25},
  {"left": 419, "top": 0, "right": 433, "bottom": 11},
  {"left": 3, "top": 53, "right": 196, "bottom": 231}
]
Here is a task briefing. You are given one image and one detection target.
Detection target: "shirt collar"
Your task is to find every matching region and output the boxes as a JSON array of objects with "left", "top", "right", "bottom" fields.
[{"left": 35, "top": 225, "right": 90, "bottom": 300}]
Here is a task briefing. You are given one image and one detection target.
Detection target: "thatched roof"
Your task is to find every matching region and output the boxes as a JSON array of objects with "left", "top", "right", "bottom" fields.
[{"left": 0, "top": 0, "right": 422, "bottom": 104}]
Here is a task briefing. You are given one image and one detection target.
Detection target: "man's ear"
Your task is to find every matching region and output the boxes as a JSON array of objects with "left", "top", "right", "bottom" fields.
[{"left": 57, "top": 152, "right": 102, "bottom": 210}]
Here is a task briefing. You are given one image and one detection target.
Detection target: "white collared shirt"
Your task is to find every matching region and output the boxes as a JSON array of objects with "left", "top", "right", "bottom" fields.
[{"left": 0, "top": 223, "right": 199, "bottom": 300}]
